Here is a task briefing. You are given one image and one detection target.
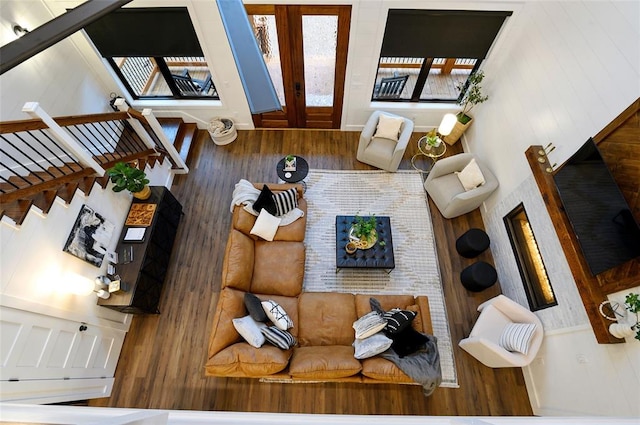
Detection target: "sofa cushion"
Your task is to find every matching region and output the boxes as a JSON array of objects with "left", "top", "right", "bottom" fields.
[
  {"left": 244, "top": 293, "right": 268, "bottom": 322},
  {"left": 374, "top": 113, "right": 404, "bottom": 141},
  {"left": 253, "top": 184, "right": 277, "bottom": 215},
  {"left": 289, "top": 345, "right": 362, "bottom": 379},
  {"left": 232, "top": 199, "right": 308, "bottom": 242},
  {"left": 273, "top": 188, "right": 298, "bottom": 217},
  {"left": 298, "top": 292, "right": 357, "bottom": 346},
  {"left": 455, "top": 158, "right": 486, "bottom": 191},
  {"left": 252, "top": 241, "right": 305, "bottom": 297},
  {"left": 353, "top": 332, "right": 393, "bottom": 359},
  {"left": 250, "top": 209, "right": 281, "bottom": 241},
  {"left": 261, "top": 326, "right": 297, "bottom": 349},
  {"left": 205, "top": 342, "right": 291, "bottom": 377},
  {"left": 353, "top": 311, "right": 387, "bottom": 339},
  {"left": 232, "top": 315, "right": 265, "bottom": 348},
  {"left": 360, "top": 357, "right": 413, "bottom": 383},
  {"left": 499, "top": 322, "right": 537, "bottom": 355},
  {"left": 207, "top": 288, "right": 246, "bottom": 358},
  {"left": 262, "top": 300, "right": 294, "bottom": 330},
  {"left": 221, "top": 230, "right": 254, "bottom": 292},
  {"left": 384, "top": 309, "right": 417, "bottom": 335},
  {"left": 254, "top": 293, "right": 299, "bottom": 337}
]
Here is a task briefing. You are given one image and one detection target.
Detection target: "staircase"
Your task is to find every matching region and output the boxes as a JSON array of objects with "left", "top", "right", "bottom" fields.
[{"left": 0, "top": 107, "right": 198, "bottom": 226}]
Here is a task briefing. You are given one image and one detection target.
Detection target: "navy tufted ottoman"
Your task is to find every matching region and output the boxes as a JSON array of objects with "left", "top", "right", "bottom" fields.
[
  {"left": 335, "top": 215, "right": 395, "bottom": 273},
  {"left": 456, "top": 228, "right": 490, "bottom": 258},
  {"left": 460, "top": 261, "right": 497, "bottom": 292}
]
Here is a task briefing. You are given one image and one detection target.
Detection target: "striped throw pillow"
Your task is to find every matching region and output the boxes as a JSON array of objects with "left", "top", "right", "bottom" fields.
[
  {"left": 353, "top": 311, "right": 387, "bottom": 339},
  {"left": 272, "top": 188, "right": 298, "bottom": 217},
  {"left": 383, "top": 309, "right": 417, "bottom": 335},
  {"left": 261, "top": 326, "right": 297, "bottom": 349},
  {"left": 499, "top": 323, "right": 537, "bottom": 355}
]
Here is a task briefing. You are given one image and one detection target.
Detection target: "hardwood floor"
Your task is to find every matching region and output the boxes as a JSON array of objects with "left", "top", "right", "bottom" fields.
[{"left": 89, "top": 129, "right": 533, "bottom": 416}]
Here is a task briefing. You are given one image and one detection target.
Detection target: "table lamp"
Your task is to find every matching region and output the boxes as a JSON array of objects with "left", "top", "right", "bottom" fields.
[{"left": 438, "top": 113, "right": 457, "bottom": 137}]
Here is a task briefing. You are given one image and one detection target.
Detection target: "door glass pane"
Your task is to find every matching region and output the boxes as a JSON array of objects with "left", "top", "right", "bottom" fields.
[
  {"left": 114, "top": 57, "right": 171, "bottom": 97},
  {"left": 373, "top": 57, "right": 419, "bottom": 100},
  {"left": 419, "top": 58, "right": 477, "bottom": 101},
  {"left": 249, "top": 15, "right": 286, "bottom": 105},
  {"left": 302, "top": 15, "right": 337, "bottom": 107},
  {"left": 165, "top": 56, "right": 218, "bottom": 98}
]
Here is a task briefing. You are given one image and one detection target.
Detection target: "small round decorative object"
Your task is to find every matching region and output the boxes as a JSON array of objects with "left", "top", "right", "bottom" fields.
[
  {"left": 285, "top": 172, "right": 292, "bottom": 179},
  {"left": 345, "top": 241, "right": 357, "bottom": 255}
]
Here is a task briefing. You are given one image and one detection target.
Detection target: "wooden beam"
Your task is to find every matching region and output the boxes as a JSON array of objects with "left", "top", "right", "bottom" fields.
[
  {"left": 525, "top": 146, "right": 623, "bottom": 344},
  {"left": 0, "top": 0, "right": 133, "bottom": 75}
]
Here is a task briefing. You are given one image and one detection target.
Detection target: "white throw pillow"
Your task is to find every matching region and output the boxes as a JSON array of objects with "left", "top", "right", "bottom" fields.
[
  {"left": 373, "top": 114, "right": 404, "bottom": 141},
  {"left": 499, "top": 322, "right": 537, "bottom": 355},
  {"left": 232, "top": 315, "right": 265, "bottom": 348},
  {"left": 261, "top": 300, "right": 294, "bottom": 330},
  {"left": 455, "top": 158, "right": 486, "bottom": 191},
  {"left": 353, "top": 332, "right": 393, "bottom": 359},
  {"left": 353, "top": 311, "right": 387, "bottom": 339},
  {"left": 250, "top": 208, "right": 282, "bottom": 241}
]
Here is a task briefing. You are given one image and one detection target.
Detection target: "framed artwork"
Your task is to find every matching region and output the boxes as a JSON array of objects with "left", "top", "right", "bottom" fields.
[{"left": 63, "top": 205, "right": 115, "bottom": 268}]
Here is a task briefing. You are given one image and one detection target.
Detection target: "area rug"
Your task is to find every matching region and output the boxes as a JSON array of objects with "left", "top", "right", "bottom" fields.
[{"left": 302, "top": 169, "right": 458, "bottom": 388}]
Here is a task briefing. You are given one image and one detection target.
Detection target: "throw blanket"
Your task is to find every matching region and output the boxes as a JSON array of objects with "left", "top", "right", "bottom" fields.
[
  {"left": 381, "top": 334, "right": 442, "bottom": 397},
  {"left": 230, "top": 179, "right": 304, "bottom": 226}
]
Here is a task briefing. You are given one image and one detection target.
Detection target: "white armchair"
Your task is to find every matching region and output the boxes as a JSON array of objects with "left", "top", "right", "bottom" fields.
[
  {"left": 357, "top": 111, "right": 413, "bottom": 172},
  {"left": 459, "top": 295, "right": 544, "bottom": 368},
  {"left": 424, "top": 153, "right": 499, "bottom": 218}
]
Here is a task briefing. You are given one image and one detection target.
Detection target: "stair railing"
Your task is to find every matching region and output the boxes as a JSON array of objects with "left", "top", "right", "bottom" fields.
[
  {"left": 0, "top": 101, "right": 183, "bottom": 205},
  {"left": 113, "top": 99, "right": 189, "bottom": 174}
]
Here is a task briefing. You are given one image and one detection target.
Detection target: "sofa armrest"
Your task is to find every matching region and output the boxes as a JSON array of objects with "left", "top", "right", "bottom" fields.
[{"left": 415, "top": 296, "right": 433, "bottom": 335}]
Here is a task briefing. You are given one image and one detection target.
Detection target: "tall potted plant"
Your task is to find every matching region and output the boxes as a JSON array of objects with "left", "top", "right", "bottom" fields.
[
  {"left": 107, "top": 162, "right": 151, "bottom": 200},
  {"left": 443, "top": 70, "right": 489, "bottom": 145}
]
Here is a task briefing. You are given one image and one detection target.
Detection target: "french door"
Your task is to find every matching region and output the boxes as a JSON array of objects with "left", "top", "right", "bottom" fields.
[{"left": 245, "top": 5, "right": 351, "bottom": 129}]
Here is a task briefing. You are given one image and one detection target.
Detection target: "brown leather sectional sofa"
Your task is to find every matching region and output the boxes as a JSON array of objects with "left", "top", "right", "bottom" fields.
[{"left": 205, "top": 183, "right": 433, "bottom": 383}]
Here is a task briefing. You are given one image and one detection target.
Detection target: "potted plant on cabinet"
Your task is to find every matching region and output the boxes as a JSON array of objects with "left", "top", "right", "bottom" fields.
[
  {"left": 443, "top": 70, "right": 489, "bottom": 145},
  {"left": 107, "top": 162, "right": 151, "bottom": 200}
]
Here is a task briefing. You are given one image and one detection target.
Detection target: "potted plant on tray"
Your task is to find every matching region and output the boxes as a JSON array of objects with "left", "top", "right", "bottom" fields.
[
  {"left": 107, "top": 162, "right": 151, "bottom": 200},
  {"left": 350, "top": 214, "right": 378, "bottom": 249},
  {"left": 443, "top": 70, "right": 489, "bottom": 145},
  {"left": 609, "top": 293, "right": 640, "bottom": 340}
]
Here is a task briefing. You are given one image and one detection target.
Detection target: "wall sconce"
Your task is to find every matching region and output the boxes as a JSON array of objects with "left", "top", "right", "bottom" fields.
[
  {"left": 13, "top": 24, "right": 29, "bottom": 38},
  {"left": 438, "top": 113, "right": 457, "bottom": 137}
]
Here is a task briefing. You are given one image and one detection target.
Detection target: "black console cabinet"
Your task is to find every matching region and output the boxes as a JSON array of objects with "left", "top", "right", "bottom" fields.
[{"left": 99, "top": 186, "right": 182, "bottom": 314}]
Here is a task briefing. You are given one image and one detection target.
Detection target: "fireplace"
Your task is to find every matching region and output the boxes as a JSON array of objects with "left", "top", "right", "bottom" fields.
[{"left": 504, "top": 204, "right": 557, "bottom": 311}]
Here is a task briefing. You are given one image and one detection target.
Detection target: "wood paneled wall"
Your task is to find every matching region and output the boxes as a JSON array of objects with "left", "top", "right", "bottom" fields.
[{"left": 526, "top": 98, "right": 640, "bottom": 344}]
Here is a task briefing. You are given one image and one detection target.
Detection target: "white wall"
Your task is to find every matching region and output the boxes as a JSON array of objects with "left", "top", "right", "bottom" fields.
[{"left": 472, "top": 0, "right": 640, "bottom": 417}]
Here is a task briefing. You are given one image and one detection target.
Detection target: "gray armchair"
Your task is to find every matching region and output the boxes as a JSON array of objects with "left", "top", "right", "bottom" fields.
[
  {"left": 424, "top": 153, "right": 498, "bottom": 218},
  {"left": 357, "top": 111, "right": 413, "bottom": 172}
]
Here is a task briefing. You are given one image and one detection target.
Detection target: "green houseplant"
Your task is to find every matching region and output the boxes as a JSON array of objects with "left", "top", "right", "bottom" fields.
[
  {"left": 443, "top": 70, "right": 489, "bottom": 145},
  {"left": 350, "top": 214, "right": 378, "bottom": 248},
  {"left": 624, "top": 293, "right": 640, "bottom": 341},
  {"left": 107, "top": 162, "right": 151, "bottom": 200}
]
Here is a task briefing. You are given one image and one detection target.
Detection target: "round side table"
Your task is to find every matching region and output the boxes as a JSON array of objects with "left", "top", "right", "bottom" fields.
[
  {"left": 411, "top": 136, "right": 447, "bottom": 174},
  {"left": 276, "top": 155, "right": 309, "bottom": 191}
]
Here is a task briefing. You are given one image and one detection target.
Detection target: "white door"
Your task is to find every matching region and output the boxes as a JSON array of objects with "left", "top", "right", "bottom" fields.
[{"left": 0, "top": 306, "right": 125, "bottom": 381}]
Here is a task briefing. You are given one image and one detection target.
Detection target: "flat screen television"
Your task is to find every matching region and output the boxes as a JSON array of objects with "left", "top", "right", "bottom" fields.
[{"left": 553, "top": 138, "right": 640, "bottom": 275}]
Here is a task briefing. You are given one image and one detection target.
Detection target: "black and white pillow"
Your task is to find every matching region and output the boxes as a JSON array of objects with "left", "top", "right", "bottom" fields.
[
  {"left": 499, "top": 323, "right": 537, "bottom": 355},
  {"left": 383, "top": 309, "right": 417, "bottom": 335},
  {"left": 261, "top": 326, "right": 297, "bottom": 349},
  {"left": 272, "top": 188, "right": 298, "bottom": 216},
  {"left": 253, "top": 185, "right": 277, "bottom": 215}
]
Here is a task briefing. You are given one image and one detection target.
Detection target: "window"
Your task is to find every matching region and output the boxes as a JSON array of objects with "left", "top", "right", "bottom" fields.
[
  {"left": 373, "top": 10, "right": 512, "bottom": 102},
  {"left": 85, "top": 8, "right": 218, "bottom": 100}
]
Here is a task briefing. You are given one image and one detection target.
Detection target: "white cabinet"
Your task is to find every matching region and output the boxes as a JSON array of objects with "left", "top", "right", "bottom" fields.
[{"left": 0, "top": 306, "right": 125, "bottom": 403}]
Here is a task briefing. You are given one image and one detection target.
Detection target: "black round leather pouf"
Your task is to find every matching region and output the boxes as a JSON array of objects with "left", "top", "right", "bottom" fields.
[
  {"left": 456, "top": 228, "right": 490, "bottom": 258},
  {"left": 460, "top": 261, "right": 497, "bottom": 292}
]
